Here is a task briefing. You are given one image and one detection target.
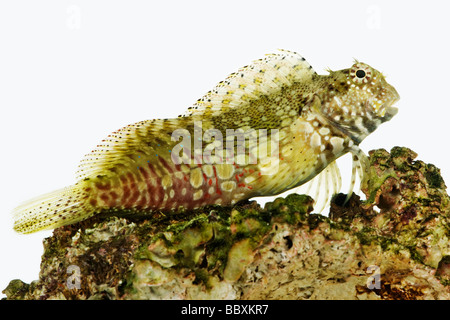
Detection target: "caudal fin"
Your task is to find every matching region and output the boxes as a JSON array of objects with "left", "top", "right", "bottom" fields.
[{"left": 12, "top": 183, "right": 95, "bottom": 234}]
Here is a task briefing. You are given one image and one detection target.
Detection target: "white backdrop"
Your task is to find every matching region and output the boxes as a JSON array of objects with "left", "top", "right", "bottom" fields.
[{"left": 1, "top": 0, "right": 449, "bottom": 297}]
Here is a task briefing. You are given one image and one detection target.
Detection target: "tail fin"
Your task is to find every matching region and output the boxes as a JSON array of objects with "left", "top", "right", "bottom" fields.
[{"left": 12, "top": 183, "right": 95, "bottom": 234}]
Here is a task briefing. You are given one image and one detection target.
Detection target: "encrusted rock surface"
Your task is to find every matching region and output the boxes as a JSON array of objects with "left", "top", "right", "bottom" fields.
[{"left": 4, "top": 147, "right": 450, "bottom": 300}]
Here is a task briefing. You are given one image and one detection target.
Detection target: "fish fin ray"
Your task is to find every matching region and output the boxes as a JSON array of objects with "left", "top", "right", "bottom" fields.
[
  {"left": 293, "top": 160, "right": 342, "bottom": 214},
  {"left": 345, "top": 147, "right": 369, "bottom": 203},
  {"left": 180, "top": 49, "right": 317, "bottom": 118},
  {"left": 75, "top": 118, "right": 188, "bottom": 180},
  {"left": 12, "top": 184, "right": 94, "bottom": 234}
]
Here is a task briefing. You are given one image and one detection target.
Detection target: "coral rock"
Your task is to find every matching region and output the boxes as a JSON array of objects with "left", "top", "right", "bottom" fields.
[{"left": 4, "top": 147, "right": 450, "bottom": 300}]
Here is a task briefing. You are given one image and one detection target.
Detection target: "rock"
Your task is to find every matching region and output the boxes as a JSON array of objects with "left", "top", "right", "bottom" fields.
[{"left": 3, "top": 147, "right": 450, "bottom": 300}]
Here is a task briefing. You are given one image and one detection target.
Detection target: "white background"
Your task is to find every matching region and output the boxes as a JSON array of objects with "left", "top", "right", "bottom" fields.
[{"left": 1, "top": 0, "right": 449, "bottom": 297}]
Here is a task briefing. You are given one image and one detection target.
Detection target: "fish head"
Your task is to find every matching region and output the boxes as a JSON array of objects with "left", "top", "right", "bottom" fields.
[{"left": 318, "top": 62, "right": 400, "bottom": 144}]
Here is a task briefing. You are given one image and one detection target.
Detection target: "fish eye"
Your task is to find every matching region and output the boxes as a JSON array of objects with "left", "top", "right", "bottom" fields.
[
  {"left": 350, "top": 63, "right": 372, "bottom": 84},
  {"left": 356, "top": 69, "right": 366, "bottom": 78}
]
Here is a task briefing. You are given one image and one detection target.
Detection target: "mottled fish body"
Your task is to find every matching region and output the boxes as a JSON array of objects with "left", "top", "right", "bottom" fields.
[{"left": 13, "top": 50, "right": 399, "bottom": 234}]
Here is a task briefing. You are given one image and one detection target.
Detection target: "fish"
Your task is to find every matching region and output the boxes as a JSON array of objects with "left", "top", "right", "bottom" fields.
[{"left": 12, "top": 49, "right": 400, "bottom": 234}]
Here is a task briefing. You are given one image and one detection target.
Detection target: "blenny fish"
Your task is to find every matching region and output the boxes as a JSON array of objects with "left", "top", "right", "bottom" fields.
[{"left": 13, "top": 50, "right": 399, "bottom": 234}]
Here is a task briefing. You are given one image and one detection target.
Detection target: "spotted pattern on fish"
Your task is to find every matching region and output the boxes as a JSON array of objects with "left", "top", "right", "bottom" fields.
[{"left": 12, "top": 50, "right": 399, "bottom": 234}]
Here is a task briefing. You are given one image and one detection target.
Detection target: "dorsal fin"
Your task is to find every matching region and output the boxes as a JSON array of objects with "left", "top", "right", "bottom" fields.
[
  {"left": 76, "top": 50, "right": 316, "bottom": 181},
  {"left": 75, "top": 118, "right": 187, "bottom": 180},
  {"left": 180, "top": 49, "right": 317, "bottom": 118}
]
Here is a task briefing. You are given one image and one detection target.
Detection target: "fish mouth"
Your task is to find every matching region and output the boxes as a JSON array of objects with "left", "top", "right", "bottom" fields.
[
  {"left": 381, "top": 105, "right": 398, "bottom": 121},
  {"left": 379, "top": 87, "right": 400, "bottom": 122}
]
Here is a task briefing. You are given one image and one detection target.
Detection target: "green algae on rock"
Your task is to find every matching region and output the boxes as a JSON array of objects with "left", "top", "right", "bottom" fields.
[{"left": 4, "top": 147, "right": 450, "bottom": 300}]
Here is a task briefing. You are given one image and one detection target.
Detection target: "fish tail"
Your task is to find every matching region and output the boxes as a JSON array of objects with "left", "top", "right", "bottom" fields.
[{"left": 12, "top": 183, "right": 95, "bottom": 234}]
